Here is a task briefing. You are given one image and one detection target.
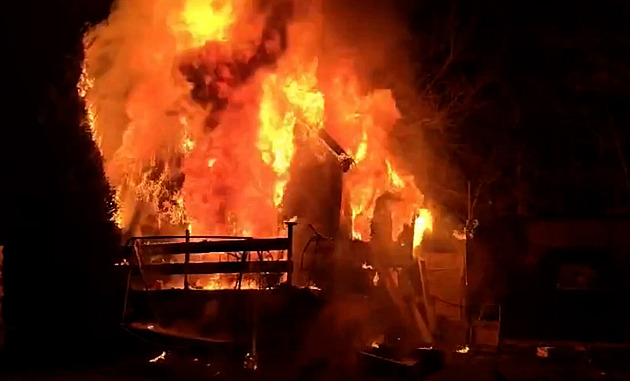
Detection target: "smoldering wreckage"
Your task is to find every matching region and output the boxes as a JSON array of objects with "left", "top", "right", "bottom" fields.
[{"left": 78, "top": 0, "right": 471, "bottom": 378}]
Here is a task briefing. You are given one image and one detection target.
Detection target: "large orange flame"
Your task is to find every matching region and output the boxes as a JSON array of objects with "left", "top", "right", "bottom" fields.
[{"left": 81, "top": 0, "right": 432, "bottom": 253}]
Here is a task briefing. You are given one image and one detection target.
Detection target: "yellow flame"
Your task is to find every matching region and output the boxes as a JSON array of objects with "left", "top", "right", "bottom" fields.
[
  {"left": 456, "top": 345, "right": 470, "bottom": 354},
  {"left": 354, "top": 130, "right": 368, "bottom": 164},
  {"left": 77, "top": 60, "right": 93, "bottom": 99},
  {"left": 351, "top": 203, "right": 368, "bottom": 240},
  {"left": 77, "top": 59, "right": 99, "bottom": 146},
  {"left": 149, "top": 351, "right": 167, "bottom": 363},
  {"left": 273, "top": 178, "right": 289, "bottom": 207},
  {"left": 282, "top": 61, "right": 325, "bottom": 130},
  {"left": 82, "top": 0, "right": 432, "bottom": 246},
  {"left": 182, "top": 136, "right": 195, "bottom": 153},
  {"left": 258, "top": 74, "right": 296, "bottom": 207},
  {"left": 175, "top": 0, "right": 237, "bottom": 48},
  {"left": 413, "top": 208, "right": 433, "bottom": 251},
  {"left": 386, "top": 160, "right": 405, "bottom": 189},
  {"left": 257, "top": 63, "right": 324, "bottom": 208}
]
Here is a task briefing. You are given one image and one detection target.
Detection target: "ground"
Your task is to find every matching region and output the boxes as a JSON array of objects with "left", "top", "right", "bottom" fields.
[{"left": 1, "top": 345, "right": 629, "bottom": 380}]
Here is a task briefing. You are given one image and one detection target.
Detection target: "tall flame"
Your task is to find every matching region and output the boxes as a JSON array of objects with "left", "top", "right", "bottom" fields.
[
  {"left": 81, "top": 0, "right": 432, "bottom": 253},
  {"left": 413, "top": 208, "right": 433, "bottom": 252},
  {"left": 258, "top": 73, "right": 296, "bottom": 207}
]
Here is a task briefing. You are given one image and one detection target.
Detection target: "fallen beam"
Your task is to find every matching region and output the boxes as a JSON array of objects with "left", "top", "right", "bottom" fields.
[{"left": 318, "top": 129, "right": 354, "bottom": 172}]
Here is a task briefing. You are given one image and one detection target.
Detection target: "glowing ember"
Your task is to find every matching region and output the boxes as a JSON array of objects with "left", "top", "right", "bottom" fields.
[
  {"left": 149, "top": 351, "right": 167, "bottom": 363},
  {"left": 455, "top": 345, "right": 470, "bottom": 354}
]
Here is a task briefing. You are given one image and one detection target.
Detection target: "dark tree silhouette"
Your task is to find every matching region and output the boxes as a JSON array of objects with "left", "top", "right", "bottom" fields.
[{"left": 2, "top": 0, "right": 120, "bottom": 365}]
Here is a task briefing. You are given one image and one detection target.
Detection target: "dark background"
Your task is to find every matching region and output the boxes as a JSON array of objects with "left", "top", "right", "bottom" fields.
[{"left": 2, "top": 0, "right": 630, "bottom": 365}]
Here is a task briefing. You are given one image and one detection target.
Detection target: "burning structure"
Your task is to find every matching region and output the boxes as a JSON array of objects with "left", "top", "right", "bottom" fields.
[{"left": 78, "top": 0, "right": 464, "bottom": 374}]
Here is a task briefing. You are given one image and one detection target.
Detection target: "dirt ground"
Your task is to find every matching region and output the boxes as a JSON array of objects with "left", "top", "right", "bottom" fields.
[{"left": 1, "top": 346, "right": 629, "bottom": 381}]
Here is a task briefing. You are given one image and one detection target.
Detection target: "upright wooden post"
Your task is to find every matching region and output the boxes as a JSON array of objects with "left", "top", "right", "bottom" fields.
[
  {"left": 184, "top": 229, "right": 190, "bottom": 290},
  {"left": 285, "top": 221, "right": 296, "bottom": 286}
]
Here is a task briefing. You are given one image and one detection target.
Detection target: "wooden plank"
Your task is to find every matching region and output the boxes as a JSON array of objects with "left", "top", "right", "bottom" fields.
[
  {"left": 138, "top": 260, "right": 292, "bottom": 275},
  {"left": 140, "top": 238, "right": 290, "bottom": 256}
]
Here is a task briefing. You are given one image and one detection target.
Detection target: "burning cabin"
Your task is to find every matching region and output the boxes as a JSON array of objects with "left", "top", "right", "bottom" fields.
[{"left": 80, "top": 0, "right": 467, "bottom": 368}]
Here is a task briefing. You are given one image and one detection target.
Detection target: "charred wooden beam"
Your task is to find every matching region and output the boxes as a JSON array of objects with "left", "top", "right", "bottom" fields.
[
  {"left": 138, "top": 260, "right": 292, "bottom": 275},
  {"left": 318, "top": 129, "right": 354, "bottom": 172}
]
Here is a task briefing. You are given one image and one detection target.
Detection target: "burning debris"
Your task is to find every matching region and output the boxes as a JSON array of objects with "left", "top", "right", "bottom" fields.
[
  {"left": 149, "top": 351, "right": 167, "bottom": 363},
  {"left": 455, "top": 345, "right": 470, "bottom": 354}
]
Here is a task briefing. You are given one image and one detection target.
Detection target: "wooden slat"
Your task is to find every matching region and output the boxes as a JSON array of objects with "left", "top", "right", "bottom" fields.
[
  {"left": 140, "top": 238, "right": 290, "bottom": 256},
  {"left": 138, "top": 260, "right": 292, "bottom": 275}
]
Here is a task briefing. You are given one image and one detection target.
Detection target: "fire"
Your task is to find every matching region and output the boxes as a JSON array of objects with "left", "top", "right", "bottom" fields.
[
  {"left": 455, "top": 345, "right": 470, "bottom": 354},
  {"left": 81, "top": 0, "right": 433, "bottom": 256},
  {"left": 257, "top": 73, "right": 295, "bottom": 207},
  {"left": 353, "top": 130, "right": 368, "bottom": 164},
  {"left": 413, "top": 208, "right": 433, "bottom": 252},
  {"left": 77, "top": 60, "right": 98, "bottom": 146},
  {"left": 385, "top": 160, "right": 405, "bottom": 189},
  {"left": 175, "top": 0, "right": 237, "bottom": 47},
  {"left": 282, "top": 60, "right": 325, "bottom": 131}
]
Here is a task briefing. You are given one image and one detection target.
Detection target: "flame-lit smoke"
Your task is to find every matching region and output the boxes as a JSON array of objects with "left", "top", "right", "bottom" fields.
[{"left": 79, "top": 0, "right": 432, "bottom": 248}]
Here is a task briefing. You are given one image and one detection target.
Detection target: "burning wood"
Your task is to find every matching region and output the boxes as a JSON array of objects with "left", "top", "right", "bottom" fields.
[{"left": 318, "top": 129, "right": 355, "bottom": 172}]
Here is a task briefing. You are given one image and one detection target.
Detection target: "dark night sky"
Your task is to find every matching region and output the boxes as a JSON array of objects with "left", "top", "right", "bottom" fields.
[{"left": 2, "top": 0, "right": 630, "bottom": 361}]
